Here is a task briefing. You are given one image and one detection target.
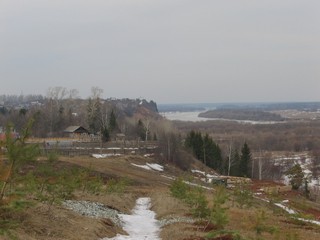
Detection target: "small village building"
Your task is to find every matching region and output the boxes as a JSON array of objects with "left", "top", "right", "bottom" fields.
[
  {"left": 115, "top": 133, "right": 126, "bottom": 142},
  {"left": 64, "top": 126, "right": 89, "bottom": 138}
]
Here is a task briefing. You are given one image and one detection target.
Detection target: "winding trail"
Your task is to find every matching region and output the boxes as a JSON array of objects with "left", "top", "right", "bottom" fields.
[{"left": 103, "top": 197, "right": 161, "bottom": 240}]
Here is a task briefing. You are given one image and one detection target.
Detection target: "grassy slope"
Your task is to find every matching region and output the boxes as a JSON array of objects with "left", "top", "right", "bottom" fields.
[{"left": 4, "top": 155, "right": 320, "bottom": 240}]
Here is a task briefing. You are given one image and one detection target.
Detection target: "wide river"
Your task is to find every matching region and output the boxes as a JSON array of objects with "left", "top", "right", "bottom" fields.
[{"left": 161, "top": 111, "right": 210, "bottom": 122}]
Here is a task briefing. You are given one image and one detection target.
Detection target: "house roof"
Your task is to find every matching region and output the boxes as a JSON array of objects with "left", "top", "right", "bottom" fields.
[{"left": 64, "top": 126, "right": 89, "bottom": 133}]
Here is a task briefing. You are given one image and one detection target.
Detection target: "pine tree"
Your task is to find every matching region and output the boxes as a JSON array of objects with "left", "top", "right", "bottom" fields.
[
  {"left": 185, "top": 131, "right": 203, "bottom": 160},
  {"left": 108, "top": 109, "right": 118, "bottom": 133},
  {"left": 230, "top": 148, "right": 241, "bottom": 176},
  {"left": 0, "top": 121, "right": 39, "bottom": 200},
  {"left": 185, "top": 131, "right": 222, "bottom": 173},
  {"left": 286, "top": 164, "right": 304, "bottom": 190},
  {"left": 239, "top": 142, "right": 251, "bottom": 177}
]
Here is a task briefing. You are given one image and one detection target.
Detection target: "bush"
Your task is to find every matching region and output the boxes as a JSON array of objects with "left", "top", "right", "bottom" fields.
[
  {"left": 252, "top": 210, "right": 277, "bottom": 239},
  {"left": 170, "top": 178, "right": 190, "bottom": 200},
  {"left": 47, "top": 150, "right": 59, "bottom": 162},
  {"left": 188, "top": 187, "right": 210, "bottom": 219},
  {"left": 106, "top": 178, "right": 129, "bottom": 194},
  {"left": 207, "top": 230, "right": 244, "bottom": 240},
  {"left": 232, "top": 181, "right": 253, "bottom": 209},
  {"left": 170, "top": 178, "right": 210, "bottom": 219},
  {"left": 173, "top": 150, "right": 194, "bottom": 171},
  {"left": 210, "top": 186, "right": 229, "bottom": 230}
]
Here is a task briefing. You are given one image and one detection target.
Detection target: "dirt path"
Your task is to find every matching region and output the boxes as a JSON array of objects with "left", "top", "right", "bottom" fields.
[{"left": 103, "top": 197, "right": 160, "bottom": 240}]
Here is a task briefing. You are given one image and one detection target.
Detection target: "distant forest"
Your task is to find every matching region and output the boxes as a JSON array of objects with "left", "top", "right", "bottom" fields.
[
  {"left": 158, "top": 102, "right": 320, "bottom": 112},
  {"left": 199, "top": 109, "right": 284, "bottom": 122}
]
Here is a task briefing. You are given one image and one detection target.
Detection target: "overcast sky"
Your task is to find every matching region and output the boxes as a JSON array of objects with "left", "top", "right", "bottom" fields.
[{"left": 1, "top": 0, "right": 319, "bottom": 103}]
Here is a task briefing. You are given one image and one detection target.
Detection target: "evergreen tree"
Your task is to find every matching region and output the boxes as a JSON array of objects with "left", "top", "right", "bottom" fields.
[
  {"left": 185, "top": 131, "right": 223, "bottom": 173},
  {"left": 101, "top": 127, "right": 110, "bottom": 142},
  {"left": 153, "top": 132, "right": 157, "bottom": 141},
  {"left": 230, "top": 148, "right": 241, "bottom": 176},
  {"left": 204, "top": 134, "right": 222, "bottom": 171},
  {"left": 286, "top": 164, "right": 304, "bottom": 190},
  {"left": 108, "top": 109, "right": 118, "bottom": 133},
  {"left": 185, "top": 131, "right": 203, "bottom": 160},
  {"left": 0, "top": 121, "right": 39, "bottom": 200},
  {"left": 137, "top": 119, "right": 146, "bottom": 140},
  {"left": 239, "top": 142, "right": 251, "bottom": 177}
]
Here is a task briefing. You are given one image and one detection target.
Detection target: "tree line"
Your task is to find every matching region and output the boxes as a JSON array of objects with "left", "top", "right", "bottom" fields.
[
  {"left": 0, "top": 87, "right": 159, "bottom": 142},
  {"left": 184, "top": 130, "right": 252, "bottom": 177}
]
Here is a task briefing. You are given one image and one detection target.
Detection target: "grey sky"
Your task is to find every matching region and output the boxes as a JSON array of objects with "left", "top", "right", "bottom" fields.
[{"left": 1, "top": 0, "right": 319, "bottom": 103}]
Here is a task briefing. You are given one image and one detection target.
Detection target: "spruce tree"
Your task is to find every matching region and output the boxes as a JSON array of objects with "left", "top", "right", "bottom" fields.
[
  {"left": 185, "top": 131, "right": 223, "bottom": 173},
  {"left": 108, "top": 109, "right": 118, "bottom": 133},
  {"left": 239, "top": 142, "right": 251, "bottom": 177},
  {"left": 286, "top": 164, "right": 304, "bottom": 190},
  {"left": 230, "top": 148, "right": 241, "bottom": 176}
]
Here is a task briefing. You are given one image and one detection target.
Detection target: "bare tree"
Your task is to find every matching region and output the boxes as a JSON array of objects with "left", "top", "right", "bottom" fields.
[
  {"left": 47, "top": 86, "right": 68, "bottom": 100},
  {"left": 91, "top": 86, "right": 103, "bottom": 99},
  {"left": 69, "top": 89, "right": 79, "bottom": 99},
  {"left": 311, "top": 150, "right": 320, "bottom": 179}
]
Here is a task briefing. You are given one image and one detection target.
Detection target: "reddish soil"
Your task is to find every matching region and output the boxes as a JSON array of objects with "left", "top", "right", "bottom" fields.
[
  {"left": 193, "top": 221, "right": 217, "bottom": 232},
  {"left": 183, "top": 235, "right": 234, "bottom": 240}
]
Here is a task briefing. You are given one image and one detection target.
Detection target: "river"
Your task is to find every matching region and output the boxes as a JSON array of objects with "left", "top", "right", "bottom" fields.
[{"left": 161, "top": 111, "right": 282, "bottom": 124}]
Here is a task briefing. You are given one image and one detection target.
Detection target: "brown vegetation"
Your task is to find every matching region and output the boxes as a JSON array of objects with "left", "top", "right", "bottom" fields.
[
  {"left": 173, "top": 120, "right": 320, "bottom": 153},
  {"left": 2, "top": 155, "right": 320, "bottom": 239}
]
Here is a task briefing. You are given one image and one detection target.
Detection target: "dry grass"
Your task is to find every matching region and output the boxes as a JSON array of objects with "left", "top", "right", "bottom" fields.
[
  {"left": 150, "top": 190, "right": 205, "bottom": 240},
  {"left": 227, "top": 201, "right": 320, "bottom": 240},
  {"left": 4, "top": 155, "right": 320, "bottom": 240},
  {"left": 151, "top": 191, "right": 190, "bottom": 218},
  {"left": 161, "top": 222, "right": 203, "bottom": 240},
  {"left": 12, "top": 202, "right": 119, "bottom": 240}
]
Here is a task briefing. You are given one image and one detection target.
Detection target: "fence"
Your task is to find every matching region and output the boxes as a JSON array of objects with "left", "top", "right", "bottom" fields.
[{"left": 40, "top": 140, "right": 158, "bottom": 157}]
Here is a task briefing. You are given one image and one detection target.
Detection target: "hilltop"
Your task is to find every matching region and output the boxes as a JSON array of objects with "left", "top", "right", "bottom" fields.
[
  {"left": 1, "top": 93, "right": 320, "bottom": 239},
  {"left": 3, "top": 154, "right": 320, "bottom": 240}
]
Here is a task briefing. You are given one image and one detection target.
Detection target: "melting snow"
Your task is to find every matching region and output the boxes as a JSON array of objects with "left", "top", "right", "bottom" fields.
[
  {"left": 92, "top": 154, "right": 121, "bottom": 158},
  {"left": 255, "top": 197, "right": 320, "bottom": 226},
  {"left": 103, "top": 197, "right": 160, "bottom": 240},
  {"left": 191, "top": 169, "right": 220, "bottom": 183},
  {"left": 274, "top": 203, "right": 296, "bottom": 215},
  {"left": 131, "top": 163, "right": 164, "bottom": 172}
]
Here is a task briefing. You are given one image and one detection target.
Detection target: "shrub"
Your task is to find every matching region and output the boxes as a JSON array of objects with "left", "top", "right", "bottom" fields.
[
  {"left": 207, "top": 230, "right": 244, "bottom": 240},
  {"left": 47, "top": 150, "right": 59, "bottom": 163},
  {"left": 232, "top": 181, "right": 253, "bottom": 209},
  {"left": 106, "top": 178, "right": 129, "bottom": 194},
  {"left": 210, "top": 186, "right": 229, "bottom": 230},
  {"left": 187, "top": 187, "right": 210, "bottom": 219},
  {"left": 252, "top": 210, "right": 277, "bottom": 239},
  {"left": 170, "top": 178, "right": 190, "bottom": 200}
]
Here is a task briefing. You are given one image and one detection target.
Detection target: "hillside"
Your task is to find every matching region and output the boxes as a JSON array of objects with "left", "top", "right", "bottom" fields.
[
  {"left": 0, "top": 96, "right": 162, "bottom": 138},
  {"left": 2, "top": 154, "right": 320, "bottom": 240}
]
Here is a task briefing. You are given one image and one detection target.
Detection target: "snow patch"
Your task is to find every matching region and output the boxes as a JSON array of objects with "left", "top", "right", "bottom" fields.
[
  {"left": 274, "top": 203, "right": 296, "bottom": 214},
  {"left": 191, "top": 169, "right": 220, "bottom": 183},
  {"left": 161, "top": 174, "right": 213, "bottom": 190},
  {"left": 131, "top": 163, "right": 164, "bottom": 172},
  {"left": 103, "top": 197, "right": 160, "bottom": 240},
  {"left": 91, "top": 153, "right": 121, "bottom": 158},
  {"left": 92, "top": 154, "right": 121, "bottom": 159}
]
